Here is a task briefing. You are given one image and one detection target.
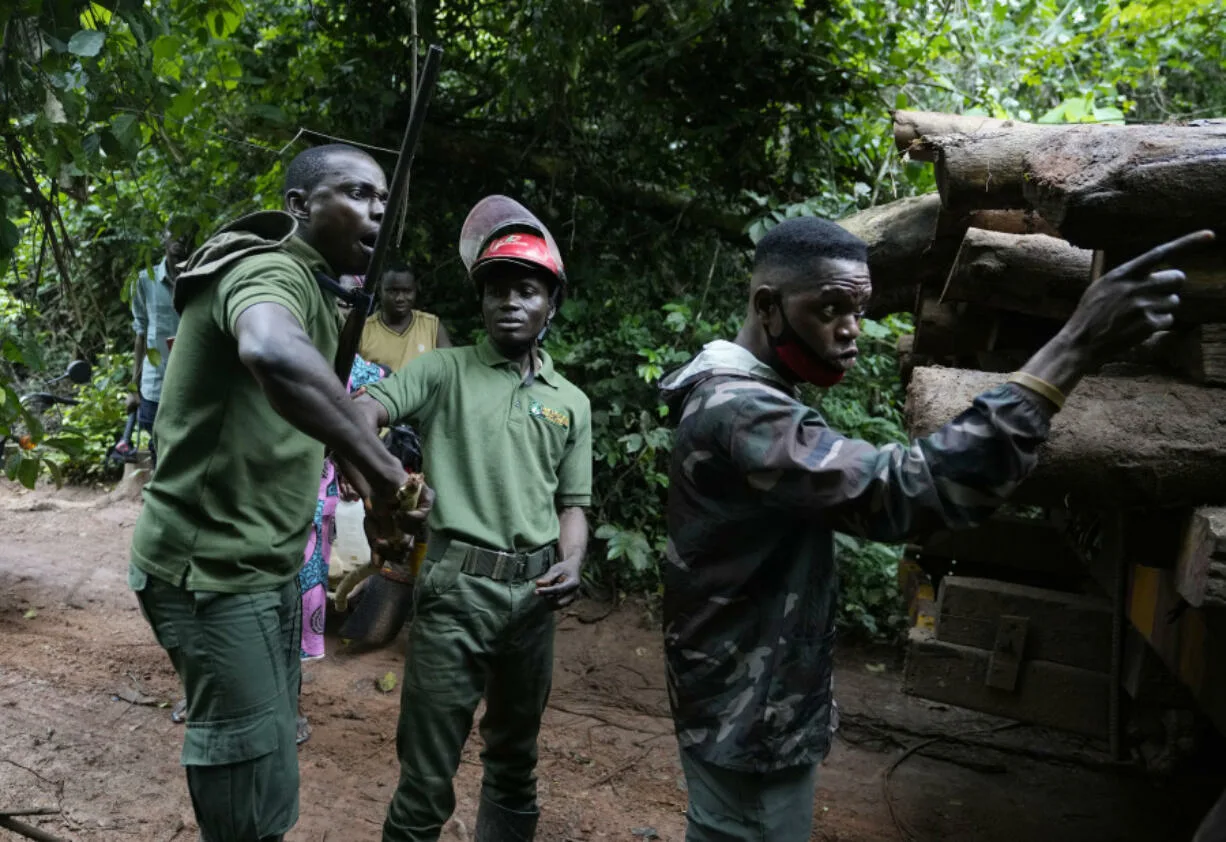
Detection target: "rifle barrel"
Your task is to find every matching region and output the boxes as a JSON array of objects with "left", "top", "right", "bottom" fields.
[{"left": 334, "top": 44, "right": 444, "bottom": 384}]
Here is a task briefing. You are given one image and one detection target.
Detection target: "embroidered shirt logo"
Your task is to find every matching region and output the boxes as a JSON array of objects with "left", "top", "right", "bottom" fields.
[{"left": 528, "top": 399, "right": 570, "bottom": 429}]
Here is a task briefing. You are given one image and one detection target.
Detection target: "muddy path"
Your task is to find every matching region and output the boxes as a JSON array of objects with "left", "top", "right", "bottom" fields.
[{"left": 0, "top": 482, "right": 1221, "bottom": 841}]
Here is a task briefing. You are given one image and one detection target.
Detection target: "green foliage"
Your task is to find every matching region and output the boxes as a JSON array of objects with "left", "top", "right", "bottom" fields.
[
  {"left": 55, "top": 353, "right": 133, "bottom": 483},
  {"left": 1, "top": 0, "right": 1224, "bottom": 636}
]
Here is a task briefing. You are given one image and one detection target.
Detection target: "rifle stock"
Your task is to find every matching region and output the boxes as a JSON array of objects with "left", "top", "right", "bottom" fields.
[{"left": 334, "top": 44, "right": 444, "bottom": 385}]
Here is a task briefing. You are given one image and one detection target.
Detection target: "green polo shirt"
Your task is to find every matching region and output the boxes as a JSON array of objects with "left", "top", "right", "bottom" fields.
[
  {"left": 130, "top": 236, "right": 338, "bottom": 593},
  {"left": 363, "top": 339, "right": 592, "bottom": 552}
]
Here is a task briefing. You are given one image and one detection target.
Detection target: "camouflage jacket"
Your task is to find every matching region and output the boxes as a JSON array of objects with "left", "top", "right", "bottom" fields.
[{"left": 658, "top": 340, "right": 1051, "bottom": 772}]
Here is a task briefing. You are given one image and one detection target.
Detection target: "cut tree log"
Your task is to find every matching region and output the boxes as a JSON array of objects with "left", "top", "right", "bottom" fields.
[
  {"left": 1099, "top": 248, "right": 1226, "bottom": 326},
  {"left": 1179, "top": 325, "right": 1226, "bottom": 386},
  {"left": 1174, "top": 508, "right": 1226, "bottom": 609},
  {"left": 905, "top": 366, "right": 1226, "bottom": 507},
  {"left": 836, "top": 193, "right": 941, "bottom": 316},
  {"left": 934, "top": 208, "right": 1061, "bottom": 240},
  {"left": 941, "top": 229, "right": 1093, "bottom": 320},
  {"left": 1022, "top": 123, "right": 1226, "bottom": 250},
  {"left": 892, "top": 110, "right": 1058, "bottom": 163},
  {"left": 942, "top": 234, "right": 1226, "bottom": 327},
  {"left": 933, "top": 127, "right": 1065, "bottom": 214},
  {"left": 1118, "top": 326, "right": 1226, "bottom": 385}
]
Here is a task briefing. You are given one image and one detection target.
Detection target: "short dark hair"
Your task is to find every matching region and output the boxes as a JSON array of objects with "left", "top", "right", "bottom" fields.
[
  {"left": 283, "top": 143, "right": 370, "bottom": 194},
  {"left": 383, "top": 262, "right": 414, "bottom": 279},
  {"left": 753, "top": 217, "right": 868, "bottom": 281}
]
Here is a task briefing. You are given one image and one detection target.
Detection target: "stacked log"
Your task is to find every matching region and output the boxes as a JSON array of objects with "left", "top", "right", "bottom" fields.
[{"left": 887, "top": 110, "right": 1226, "bottom": 741}]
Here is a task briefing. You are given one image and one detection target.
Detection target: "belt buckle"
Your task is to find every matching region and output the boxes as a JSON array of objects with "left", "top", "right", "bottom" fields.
[{"left": 491, "top": 551, "right": 525, "bottom": 581}]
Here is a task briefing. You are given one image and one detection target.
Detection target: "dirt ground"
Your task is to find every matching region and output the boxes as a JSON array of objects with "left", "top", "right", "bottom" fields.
[{"left": 1, "top": 482, "right": 1223, "bottom": 842}]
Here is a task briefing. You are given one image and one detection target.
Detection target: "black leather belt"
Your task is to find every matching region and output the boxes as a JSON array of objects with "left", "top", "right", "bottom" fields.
[{"left": 436, "top": 538, "right": 556, "bottom": 583}]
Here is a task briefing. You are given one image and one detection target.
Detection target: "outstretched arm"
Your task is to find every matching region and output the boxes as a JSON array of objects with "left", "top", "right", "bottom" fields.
[
  {"left": 717, "top": 230, "right": 1215, "bottom": 543},
  {"left": 235, "top": 302, "right": 406, "bottom": 498}
]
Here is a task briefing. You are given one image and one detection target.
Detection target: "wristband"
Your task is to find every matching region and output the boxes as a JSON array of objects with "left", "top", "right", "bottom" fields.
[{"left": 1008, "top": 372, "right": 1065, "bottom": 411}]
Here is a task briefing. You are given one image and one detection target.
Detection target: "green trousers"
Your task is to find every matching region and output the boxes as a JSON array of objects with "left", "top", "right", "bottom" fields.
[
  {"left": 680, "top": 749, "right": 818, "bottom": 842},
  {"left": 131, "top": 564, "right": 300, "bottom": 842},
  {"left": 382, "top": 546, "right": 555, "bottom": 842}
]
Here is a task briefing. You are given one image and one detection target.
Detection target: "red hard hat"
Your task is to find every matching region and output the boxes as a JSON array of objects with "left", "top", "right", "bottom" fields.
[{"left": 459, "top": 196, "right": 567, "bottom": 302}]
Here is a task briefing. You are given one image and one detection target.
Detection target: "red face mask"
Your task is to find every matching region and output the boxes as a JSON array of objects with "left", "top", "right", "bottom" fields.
[{"left": 767, "top": 297, "right": 846, "bottom": 388}]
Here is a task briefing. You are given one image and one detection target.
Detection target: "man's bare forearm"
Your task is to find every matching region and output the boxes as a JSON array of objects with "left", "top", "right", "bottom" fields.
[
  {"left": 235, "top": 303, "right": 405, "bottom": 496},
  {"left": 558, "top": 506, "right": 589, "bottom": 564}
]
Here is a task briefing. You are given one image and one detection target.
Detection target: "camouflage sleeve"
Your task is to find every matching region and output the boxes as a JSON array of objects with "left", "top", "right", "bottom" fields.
[{"left": 721, "top": 382, "right": 1051, "bottom": 543}]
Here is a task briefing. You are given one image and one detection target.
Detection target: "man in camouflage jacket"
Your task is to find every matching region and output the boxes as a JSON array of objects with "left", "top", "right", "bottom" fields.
[{"left": 659, "top": 217, "right": 1211, "bottom": 841}]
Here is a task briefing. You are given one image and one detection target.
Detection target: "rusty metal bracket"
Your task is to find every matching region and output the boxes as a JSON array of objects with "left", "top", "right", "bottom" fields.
[{"left": 986, "top": 614, "right": 1029, "bottom": 691}]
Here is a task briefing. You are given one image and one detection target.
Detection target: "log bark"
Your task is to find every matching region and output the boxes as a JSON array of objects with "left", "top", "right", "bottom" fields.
[
  {"left": 1175, "top": 508, "right": 1226, "bottom": 609},
  {"left": 942, "top": 235, "right": 1226, "bottom": 327},
  {"left": 836, "top": 193, "right": 940, "bottom": 315},
  {"left": 934, "top": 208, "right": 1061, "bottom": 240},
  {"left": 1101, "top": 248, "right": 1226, "bottom": 325},
  {"left": 1022, "top": 124, "right": 1226, "bottom": 250},
  {"left": 933, "top": 126, "right": 1068, "bottom": 214},
  {"left": 941, "top": 229, "right": 1093, "bottom": 320},
  {"left": 1187, "top": 325, "right": 1226, "bottom": 386},
  {"left": 892, "top": 110, "right": 1056, "bottom": 163},
  {"left": 1120, "top": 325, "right": 1226, "bottom": 385},
  {"left": 905, "top": 367, "right": 1226, "bottom": 507}
]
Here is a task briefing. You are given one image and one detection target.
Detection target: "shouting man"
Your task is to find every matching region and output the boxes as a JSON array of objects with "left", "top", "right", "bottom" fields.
[
  {"left": 353, "top": 195, "right": 592, "bottom": 842},
  {"left": 129, "top": 143, "right": 418, "bottom": 842},
  {"left": 658, "top": 217, "right": 1212, "bottom": 842}
]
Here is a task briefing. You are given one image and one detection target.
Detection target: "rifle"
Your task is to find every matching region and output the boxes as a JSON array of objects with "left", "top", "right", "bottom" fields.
[{"left": 333, "top": 44, "right": 444, "bottom": 386}]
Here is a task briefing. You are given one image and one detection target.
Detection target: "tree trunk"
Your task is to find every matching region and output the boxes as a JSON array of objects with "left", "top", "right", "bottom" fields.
[
  {"left": 1022, "top": 124, "right": 1226, "bottom": 250},
  {"left": 905, "top": 367, "right": 1226, "bottom": 507},
  {"left": 941, "top": 229, "right": 1093, "bottom": 320},
  {"left": 892, "top": 110, "right": 1054, "bottom": 163}
]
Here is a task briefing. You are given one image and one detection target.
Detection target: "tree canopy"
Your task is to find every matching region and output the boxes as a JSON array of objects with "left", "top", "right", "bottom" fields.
[{"left": 2, "top": 0, "right": 1224, "bottom": 629}]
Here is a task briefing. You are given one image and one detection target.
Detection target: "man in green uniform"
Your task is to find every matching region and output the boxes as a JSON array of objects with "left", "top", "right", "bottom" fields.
[
  {"left": 353, "top": 195, "right": 592, "bottom": 842},
  {"left": 659, "top": 218, "right": 1213, "bottom": 841},
  {"left": 129, "top": 143, "right": 419, "bottom": 842}
]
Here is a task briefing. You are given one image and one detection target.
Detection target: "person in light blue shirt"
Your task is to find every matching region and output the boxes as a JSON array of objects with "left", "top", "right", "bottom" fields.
[{"left": 126, "top": 220, "right": 195, "bottom": 466}]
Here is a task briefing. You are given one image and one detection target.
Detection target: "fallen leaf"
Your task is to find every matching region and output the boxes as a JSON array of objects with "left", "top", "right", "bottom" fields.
[
  {"left": 23, "top": 609, "right": 37, "bottom": 620},
  {"left": 376, "top": 671, "right": 398, "bottom": 693},
  {"left": 635, "top": 647, "right": 648, "bottom": 657},
  {"left": 865, "top": 662, "right": 886, "bottom": 674},
  {"left": 631, "top": 829, "right": 659, "bottom": 840}
]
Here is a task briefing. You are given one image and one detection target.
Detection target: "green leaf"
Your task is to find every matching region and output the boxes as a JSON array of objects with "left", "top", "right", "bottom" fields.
[
  {"left": 145, "top": 347, "right": 162, "bottom": 369},
  {"left": 167, "top": 90, "right": 196, "bottom": 120},
  {"left": 16, "top": 456, "right": 39, "bottom": 490},
  {"left": 594, "top": 524, "right": 619, "bottom": 541},
  {"left": 151, "top": 35, "right": 179, "bottom": 62},
  {"left": 23, "top": 609, "right": 37, "bottom": 620},
  {"left": 112, "top": 113, "right": 139, "bottom": 145},
  {"left": 67, "top": 30, "right": 106, "bottom": 57},
  {"left": 0, "top": 219, "right": 20, "bottom": 253},
  {"left": 44, "top": 435, "right": 86, "bottom": 459},
  {"left": 376, "top": 671, "right": 398, "bottom": 693}
]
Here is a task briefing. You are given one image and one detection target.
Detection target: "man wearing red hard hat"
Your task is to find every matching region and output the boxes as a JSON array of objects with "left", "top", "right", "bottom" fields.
[{"left": 353, "top": 195, "right": 592, "bottom": 842}]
